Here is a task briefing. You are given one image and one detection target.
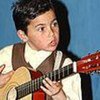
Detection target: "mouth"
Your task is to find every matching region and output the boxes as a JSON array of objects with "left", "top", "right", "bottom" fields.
[{"left": 50, "top": 39, "right": 57, "bottom": 46}]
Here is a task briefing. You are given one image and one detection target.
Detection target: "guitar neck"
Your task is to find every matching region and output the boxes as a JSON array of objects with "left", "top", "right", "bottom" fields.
[{"left": 16, "top": 63, "right": 75, "bottom": 99}]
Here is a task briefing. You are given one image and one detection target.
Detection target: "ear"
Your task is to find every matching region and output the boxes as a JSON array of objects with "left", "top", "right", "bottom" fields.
[{"left": 17, "top": 30, "right": 28, "bottom": 42}]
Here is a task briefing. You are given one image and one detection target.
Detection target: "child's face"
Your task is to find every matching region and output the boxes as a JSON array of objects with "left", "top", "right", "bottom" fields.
[{"left": 26, "top": 9, "right": 59, "bottom": 51}]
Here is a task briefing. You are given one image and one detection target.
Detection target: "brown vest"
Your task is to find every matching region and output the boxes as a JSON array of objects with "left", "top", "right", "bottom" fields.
[{"left": 12, "top": 43, "right": 66, "bottom": 100}]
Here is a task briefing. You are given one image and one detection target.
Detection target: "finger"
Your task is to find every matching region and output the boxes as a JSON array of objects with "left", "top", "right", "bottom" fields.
[
  {"left": 0, "top": 64, "right": 5, "bottom": 73},
  {"left": 3, "top": 71, "right": 14, "bottom": 79},
  {"left": 42, "top": 79, "right": 52, "bottom": 90},
  {"left": 0, "top": 76, "right": 10, "bottom": 87},
  {"left": 45, "top": 78, "right": 60, "bottom": 88},
  {"left": 7, "top": 70, "right": 14, "bottom": 76},
  {"left": 45, "top": 78, "right": 55, "bottom": 87},
  {"left": 40, "top": 85, "right": 52, "bottom": 96},
  {"left": 0, "top": 71, "right": 14, "bottom": 87}
]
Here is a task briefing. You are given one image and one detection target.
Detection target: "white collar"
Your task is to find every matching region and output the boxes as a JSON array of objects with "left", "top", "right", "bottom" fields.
[{"left": 25, "top": 43, "right": 52, "bottom": 69}]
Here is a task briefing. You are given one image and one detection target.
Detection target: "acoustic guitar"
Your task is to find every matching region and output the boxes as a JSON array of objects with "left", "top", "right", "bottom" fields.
[{"left": 0, "top": 51, "right": 100, "bottom": 100}]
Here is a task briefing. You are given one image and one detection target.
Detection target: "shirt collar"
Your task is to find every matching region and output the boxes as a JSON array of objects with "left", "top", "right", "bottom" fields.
[{"left": 24, "top": 43, "right": 52, "bottom": 69}]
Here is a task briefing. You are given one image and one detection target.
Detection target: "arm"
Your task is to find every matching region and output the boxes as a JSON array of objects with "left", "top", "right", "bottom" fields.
[{"left": 61, "top": 58, "right": 82, "bottom": 100}]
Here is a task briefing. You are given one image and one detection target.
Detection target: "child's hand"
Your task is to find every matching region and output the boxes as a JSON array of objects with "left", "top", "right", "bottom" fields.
[
  {"left": 0, "top": 65, "right": 14, "bottom": 88},
  {"left": 41, "top": 78, "right": 66, "bottom": 100},
  {"left": 41, "top": 77, "right": 62, "bottom": 96}
]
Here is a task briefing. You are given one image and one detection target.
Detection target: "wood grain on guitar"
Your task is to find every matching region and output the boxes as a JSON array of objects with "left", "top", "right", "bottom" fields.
[{"left": 0, "top": 51, "right": 100, "bottom": 100}]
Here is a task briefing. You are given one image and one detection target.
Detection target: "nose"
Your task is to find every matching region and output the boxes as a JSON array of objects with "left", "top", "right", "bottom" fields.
[{"left": 48, "top": 27, "right": 55, "bottom": 37}]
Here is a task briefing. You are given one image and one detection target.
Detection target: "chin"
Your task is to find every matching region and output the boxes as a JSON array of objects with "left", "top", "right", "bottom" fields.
[
  {"left": 49, "top": 47, "right": 57, "bottom": 51},
  {"left": 43, "top": 45, "right": 57, "bottom": 52}
]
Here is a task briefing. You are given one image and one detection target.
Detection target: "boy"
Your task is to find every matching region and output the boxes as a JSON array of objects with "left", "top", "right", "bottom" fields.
[{"left": 0, "top": 0, "right": 82, "bottom": 100}]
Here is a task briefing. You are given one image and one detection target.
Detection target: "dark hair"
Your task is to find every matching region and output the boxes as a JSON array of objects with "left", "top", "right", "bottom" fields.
[{"left": 12, "top": 0, "right": 54, "bottom": 34}]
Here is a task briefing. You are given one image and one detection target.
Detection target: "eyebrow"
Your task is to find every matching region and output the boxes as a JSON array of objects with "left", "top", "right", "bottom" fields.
[
  {"left": 51, "top": 18, "right": 57, "bottom": 24},
  {"left": 35, "top": 24, "right": 45, "bottom": 28},
  {"left": 35, "top": 18, "right": 57, "bottom": 28}
]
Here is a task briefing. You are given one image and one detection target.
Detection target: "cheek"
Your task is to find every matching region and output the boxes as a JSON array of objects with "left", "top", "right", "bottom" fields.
[
  {"left": 28, "top": 34, "right": 40, "bottom": 45},
  {"left": 55, "top": 32, "right": 59, "bottom": 40},
  {"left": 35, "top": 39, "right": 48, "bottom": 49},
  {"left": 35, "top": 36, "right": 47, "bottom": 45},
  {"left": 38, "top": 37, "right": 49, "bottom": 47}
]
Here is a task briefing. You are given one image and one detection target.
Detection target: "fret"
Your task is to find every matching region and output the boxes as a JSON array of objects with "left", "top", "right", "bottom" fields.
[
  {"left": 29, "top": 81, "right": 33, "bottom": 93},
  {"left": 67, "top": 65, "right": 69, "bottom": 75},
  {"left": 24, "top": 83, "right": 28, "bottom": 95},
  {"left": 55, "top": 69, "right": 59, "bottom": 81},
  {"left": 47, "top": 70, "right": 55, "bottom": 81},
  {"left": 20, "top": 84, "right": 26, "bottom": 97},
  {"left": 36, "top": 78, "right": 40, "bottom": 90},
  {"left": 49, "top": 71, "right": 53, "bottom": 80},
  {"left": 56, "top": 70, "right": 59, "bottom": 80},
  {"left": 54, "top": 70, "right": 56, "bottom": 81},
  {"left": 30, "top": 80, "right": 34, "bottom": 92},
  {"left": 43, "top": 74, "right": 46, "bottom": 79},
  {"left": 16, "top": 84, "right": 25, "bottom": 99},
  {"left": 16, "top": 80, "right": 34, "bottom": 99},
  {"left": 46, "top": 73, "right": 50, "bottom": 78},
  {"left": 39, "top": 76, "right": 43, "bottom": 86},
  {"left": 58, "top": 69, "right": 61, "bottom": 80},
  {"left": 62, "top": 67, "right": 65, "bottom": 78},
  {"left": 56, "top": 68, "right": 62, "bottom": 81},
  {"left": 34, "top": 79, "right": 37, "bottom": 91}
]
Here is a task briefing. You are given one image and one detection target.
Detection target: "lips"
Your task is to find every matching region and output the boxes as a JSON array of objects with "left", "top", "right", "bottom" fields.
[{"left": 50, "top": 39, "right": 57, "bottom": 46}]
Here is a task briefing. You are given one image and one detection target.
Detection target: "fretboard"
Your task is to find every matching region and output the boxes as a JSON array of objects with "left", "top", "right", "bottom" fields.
[{"left": 15, "top": 63, "right": 74, "bottom": 99}]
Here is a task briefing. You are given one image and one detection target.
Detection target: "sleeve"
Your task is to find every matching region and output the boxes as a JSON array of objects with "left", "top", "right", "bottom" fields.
[
  {"left": 61, "top": 58, "right": 82, "bottom": 100},
  {"left": 0, "top": 45, "right": 13, "bottom": 74}
]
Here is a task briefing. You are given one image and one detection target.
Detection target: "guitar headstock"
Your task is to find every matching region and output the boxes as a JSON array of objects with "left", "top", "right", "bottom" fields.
[{"left": 77, "top": 51, "right": 100, "bottom": 73}]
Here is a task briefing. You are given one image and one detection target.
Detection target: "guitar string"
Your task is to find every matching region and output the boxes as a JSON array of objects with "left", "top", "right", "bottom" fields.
[{"left": 16, "top": 65, "right": 73, "bottom": 98}]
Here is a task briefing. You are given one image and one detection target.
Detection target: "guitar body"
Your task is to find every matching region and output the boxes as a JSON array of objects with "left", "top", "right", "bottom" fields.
[
  {"left": 0, "top": 67, "right": 45, "bottom": 100},
  {"left": 30, "top": 68, "right": 46, "bottom": 100}
]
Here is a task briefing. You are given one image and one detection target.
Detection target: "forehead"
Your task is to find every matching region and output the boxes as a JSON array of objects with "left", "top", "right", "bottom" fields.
[{"left": 29, "top": 9, "right": 56, "bottom": 26}]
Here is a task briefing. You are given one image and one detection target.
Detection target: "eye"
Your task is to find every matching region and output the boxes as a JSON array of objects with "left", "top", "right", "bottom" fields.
[
  {"left": 36, "top": 27, "right": 45, "bottom": 32},
  {"left": 52, "top": 20, "right": 59, "bottom": 27}
]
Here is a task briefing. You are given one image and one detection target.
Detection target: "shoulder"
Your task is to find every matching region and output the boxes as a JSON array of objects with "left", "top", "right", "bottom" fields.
[
  {"left": 0, "top": 44, "right": 14, "bottom": 54},
  {"left": 0, "top": 44, "right": 14, "bottom": 67},
  {"left": 0, "top": 44, "right": 14, "bottom": 59},
  {"left": 56, "top": 50, "right": 72, "bottom": 67}
]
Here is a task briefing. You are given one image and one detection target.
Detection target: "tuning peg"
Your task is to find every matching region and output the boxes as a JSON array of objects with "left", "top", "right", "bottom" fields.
[{"left": 95, "top": 70, "right": 100, "bottom": 74}]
